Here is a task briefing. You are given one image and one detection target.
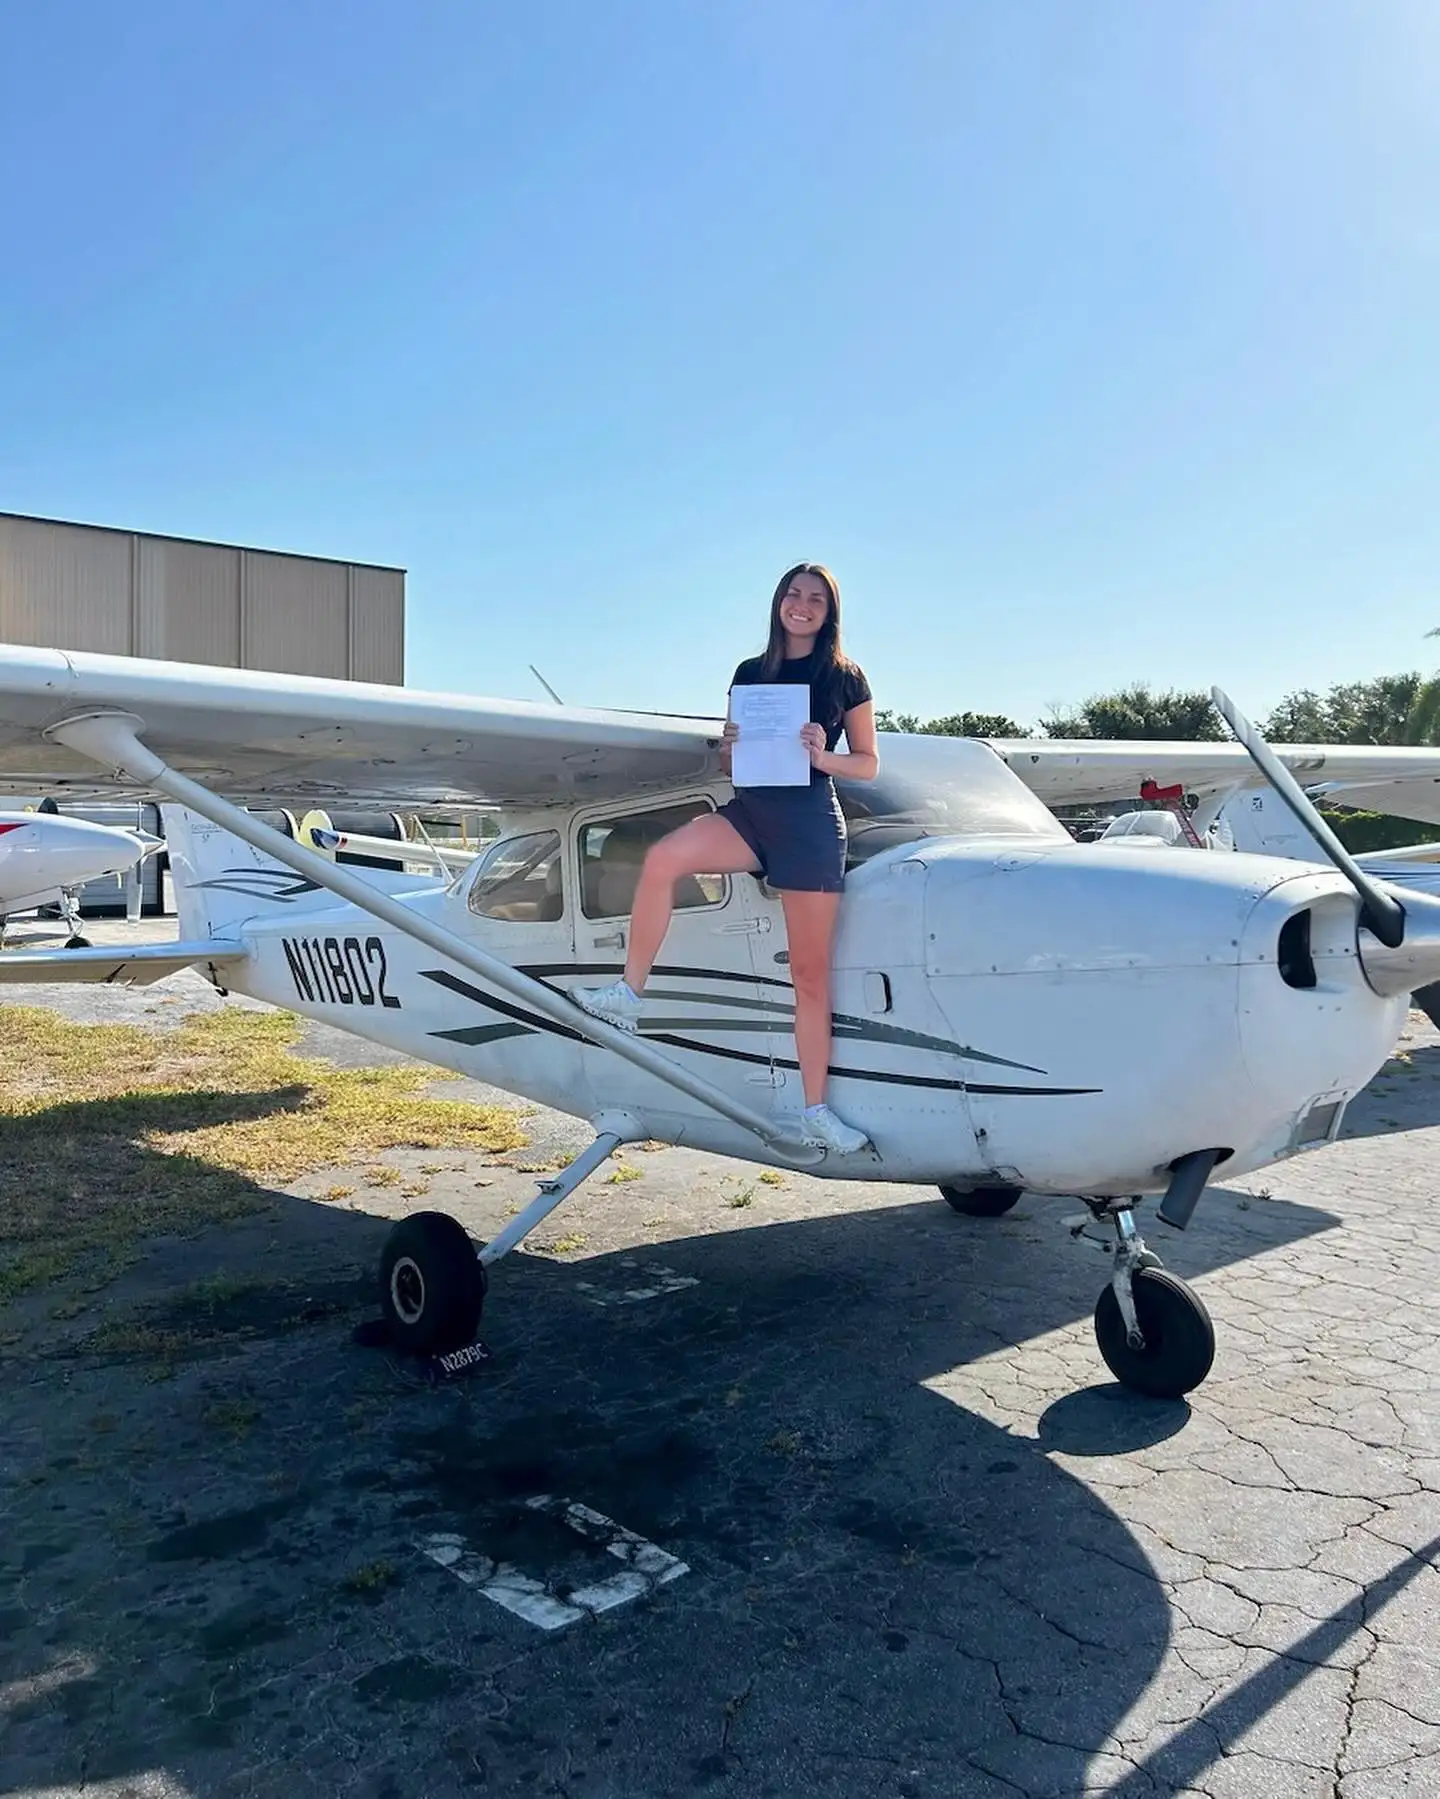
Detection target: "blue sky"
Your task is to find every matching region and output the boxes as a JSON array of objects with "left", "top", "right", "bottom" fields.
[{"left": 3, "top": 0, "right": 1438, "bottom": 729}]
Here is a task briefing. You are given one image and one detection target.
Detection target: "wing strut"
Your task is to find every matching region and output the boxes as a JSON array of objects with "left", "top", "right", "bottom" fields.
[{"left": 45, "top": 710, "right": 823, "bottom": 1165}]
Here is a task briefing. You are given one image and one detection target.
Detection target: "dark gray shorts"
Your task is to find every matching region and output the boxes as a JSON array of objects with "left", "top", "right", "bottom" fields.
[{"left": 716, "top": 783, "right": 847, "bottom": 893}]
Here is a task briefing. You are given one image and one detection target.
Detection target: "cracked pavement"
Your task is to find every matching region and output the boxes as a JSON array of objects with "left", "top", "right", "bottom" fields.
[{"left": 2, "top": 931, "right": 1439, "bottom": 1797}]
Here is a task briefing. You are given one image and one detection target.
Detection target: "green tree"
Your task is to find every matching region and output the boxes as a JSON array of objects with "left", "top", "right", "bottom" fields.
[
  {"left": 1264, "top": 673, "right": 1427, "bottom": 744},
  {"left": 1040, "top": 684, "right": 1225, "bottom": 741},
  {"left": 873, "top": 709, "right": 922, "bottom": 733},
  {"left": 919, "top": 711, "right": 1029, "bottom": 739},
  {"left": 874, "top": 708, "right": 1029, "bottom": 737},
  {"left": 1406, "top": 638, "right": 1440, "bottom": 744}
]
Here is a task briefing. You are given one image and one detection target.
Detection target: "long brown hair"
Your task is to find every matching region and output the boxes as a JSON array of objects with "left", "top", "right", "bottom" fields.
[{"left": 759, "top": 562, "right": 853, "bottom": 684}]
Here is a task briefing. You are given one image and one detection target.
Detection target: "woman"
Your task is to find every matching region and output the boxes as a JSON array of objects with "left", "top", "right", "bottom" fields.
[{"left": 576, "top": 562, "right": 879, "bottom": 1154}]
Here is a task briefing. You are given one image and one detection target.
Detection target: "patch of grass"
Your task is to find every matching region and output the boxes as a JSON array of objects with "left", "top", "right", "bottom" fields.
[
  {"left": 542, "top": 1233, "right": 588, "bottom": 1256},
  {"left": 343, "top": 1559, "right": 397, "bottom": 1594},
  {"left": 765, "top": 1429, "right": 801, "bottom": 1457},
  {"left": 202, "top": 1399, "right": 260, "bottom": 1436},
  {"left": 183, "top": 1271, "right": 266, "bottom": 1307},
  {"left": 0, "top": 1005, "right": 527, "bottom": 1305},
  {"left": 757, "top": 1169, "right": 785, "bottom": 1187},
  {"left": 400, "top": 1181, "right": 431, "bottom": 1199},
  {"left": 0, "top": 1250, "right": 70, "bottom": 1307},
  {"left": 606, "top": 1164, "right": 642, "bottom": 1184},
  {"left": 724, "top": 1181, "right": 756, "bottom": 1209},
  {"left": 87, "top": 1319, "right": 189, "bottom": 1360},
  {"left": 364, "top": 1166, "right": 402, "bottom": 1188},
  {"left": 322, "top": 1184, "right": 355, "bottom": 1202}
]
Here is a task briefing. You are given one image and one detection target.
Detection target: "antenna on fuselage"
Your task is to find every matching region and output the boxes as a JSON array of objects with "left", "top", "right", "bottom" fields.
[{"left": 529, "top": 665, "right": 565, "bottom": 705}]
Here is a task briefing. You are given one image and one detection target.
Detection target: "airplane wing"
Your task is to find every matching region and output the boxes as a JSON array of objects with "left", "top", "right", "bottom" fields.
[
  {"left": 1305, "top": 779, "right": 1440, "bottom": 831},
  {"left": 987, "top": 739, "right": 1440, "bottom": 813},
  {"left": 0, "top": 940, "right": 247, "bottom": 986},
  {"left": 0, "top": 644, "right": 721, "bottom": 807}
]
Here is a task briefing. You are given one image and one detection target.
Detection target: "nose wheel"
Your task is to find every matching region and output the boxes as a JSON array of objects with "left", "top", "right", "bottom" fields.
[
  {"left": 1079, "top": 1199, "right": 1215, "bottom": 1398},
  {"left": 1094, "top": 1264, "right": 1215, "bottom": 1398}
]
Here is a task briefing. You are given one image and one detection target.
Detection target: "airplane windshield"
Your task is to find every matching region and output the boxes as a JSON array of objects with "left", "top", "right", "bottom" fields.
[{"left": 834, "top": 735, "right": 1068, "bottom": 865}]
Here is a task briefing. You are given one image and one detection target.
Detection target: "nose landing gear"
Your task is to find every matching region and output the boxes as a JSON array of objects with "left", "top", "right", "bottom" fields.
[{"left": 1076, "top": 1198, "right": 1215, "bottom": 1399}]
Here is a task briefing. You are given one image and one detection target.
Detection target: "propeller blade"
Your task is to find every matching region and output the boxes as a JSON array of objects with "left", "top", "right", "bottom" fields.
[{"left": 1210, "top": 687, "right": 1407, "bottom": 950}]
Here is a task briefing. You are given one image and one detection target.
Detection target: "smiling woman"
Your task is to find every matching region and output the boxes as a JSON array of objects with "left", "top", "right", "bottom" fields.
[{"left": 576, "top": 562, "right": 878, "bottom": 1154}]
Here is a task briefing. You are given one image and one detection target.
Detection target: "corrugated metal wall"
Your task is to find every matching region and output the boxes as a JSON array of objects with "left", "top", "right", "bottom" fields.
[{"left": 0, "top": 513, "right": 404, "bottom": 683}]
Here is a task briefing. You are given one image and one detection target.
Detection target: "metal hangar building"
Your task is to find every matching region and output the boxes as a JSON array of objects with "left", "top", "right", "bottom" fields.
[{"left": 0, "top": 511, "right": 404, "bottom": 683}]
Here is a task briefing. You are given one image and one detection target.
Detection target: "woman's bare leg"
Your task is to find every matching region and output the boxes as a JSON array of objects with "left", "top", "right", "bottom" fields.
[
  {"left": 576, "top": 814, "right": 759, "bottom": 1030},
  {"left": 779, "top": 890, "right": 868, "bottom": 1152},
  {"left": 623, "top": 813, "right": 760, "bottom": 991},
  {"left": 779, "top": 890, "right": 843, "bottom": 1106}
]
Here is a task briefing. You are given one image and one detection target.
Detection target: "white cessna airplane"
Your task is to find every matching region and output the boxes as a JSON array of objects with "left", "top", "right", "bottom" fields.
[
  {"left": 0, "top": 806, "right": 155, "bottom": 947},
  {"left": 3, "top": 643, "right": 1440, "bottom": 1402},
  {"left": 1014, "top": 759, "right": 1440, "bottom": 1024}
]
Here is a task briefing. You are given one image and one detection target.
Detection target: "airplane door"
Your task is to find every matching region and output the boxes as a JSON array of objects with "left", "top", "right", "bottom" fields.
[{"left": 572, "top": 799, "right": 783, "bottom": 1113}]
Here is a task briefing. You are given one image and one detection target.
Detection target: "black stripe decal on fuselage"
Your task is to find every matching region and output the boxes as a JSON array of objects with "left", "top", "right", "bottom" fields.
[
  {"left": 420, "top": 966, "right": 1098, "bottom": 1098},
  {"left": 520, "top": 963, "right": 1048, "bottom": 1074}
]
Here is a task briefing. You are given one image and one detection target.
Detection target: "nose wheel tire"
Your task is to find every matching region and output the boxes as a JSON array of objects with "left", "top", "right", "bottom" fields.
[
  {"left": 939, "top": 1184, "right": 1022, "bottom": 1218},
  {"left": 379, "top": 1211, "right": 486, "bottom": 1355},
  {"left": 1093, "top": 1267, "right": 1215, "bottom": 1399}
]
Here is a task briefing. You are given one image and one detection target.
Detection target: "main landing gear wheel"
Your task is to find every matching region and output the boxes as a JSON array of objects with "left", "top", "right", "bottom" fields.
[
  {"left": 379, "top": 1211, "right": 486, "bottom": 1355},
  {"left": 939, "top": 1184, "right": 1022, "bottom": 1218},
  {"left": 1094, "top": 1267, "right": 1215, "bottom": 1399}
]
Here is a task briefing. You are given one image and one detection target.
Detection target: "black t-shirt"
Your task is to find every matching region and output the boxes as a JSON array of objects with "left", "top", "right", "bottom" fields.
[{"left": 729, "top": 651, "right": 873, "bottom": 784}]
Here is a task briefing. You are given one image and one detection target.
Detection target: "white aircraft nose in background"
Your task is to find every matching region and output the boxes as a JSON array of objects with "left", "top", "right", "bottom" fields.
[{"left": 0, "top": 812, "right": 153, "bottom": 916}]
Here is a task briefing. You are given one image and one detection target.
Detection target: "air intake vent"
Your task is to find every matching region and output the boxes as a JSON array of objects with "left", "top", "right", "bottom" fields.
[{"left": 1278, "top": 910, "right": 1317, "bottom": 990}]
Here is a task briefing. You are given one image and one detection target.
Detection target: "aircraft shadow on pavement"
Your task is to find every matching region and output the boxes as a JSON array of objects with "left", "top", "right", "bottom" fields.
[
  {"left": 0, "top": 1136, "right": 1345, "bottom": 1799},
  {"left": 1343, "top": 1041, "right": 1440, "bottom": 1137}
]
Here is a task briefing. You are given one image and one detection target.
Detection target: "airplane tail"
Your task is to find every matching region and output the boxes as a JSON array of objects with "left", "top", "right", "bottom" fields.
[
  {"left": 163, "top": 805, "right": 330, "bottom": 939},
  {"left": 1220, "top": 787, "right": 1338, "bottom": 862}
]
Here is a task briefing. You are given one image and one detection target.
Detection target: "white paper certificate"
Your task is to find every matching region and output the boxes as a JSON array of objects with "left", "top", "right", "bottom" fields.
[{"left": 729, "top": 684, "right": 812, "bottom": 787}]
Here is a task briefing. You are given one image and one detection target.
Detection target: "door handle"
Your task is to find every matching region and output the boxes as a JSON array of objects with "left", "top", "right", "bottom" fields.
[
  {"left": 592, "top": 930, "right": 626, "bottom": 949},
  {"left": 717, "top": 916, "right": 770, "bottom": 935}
]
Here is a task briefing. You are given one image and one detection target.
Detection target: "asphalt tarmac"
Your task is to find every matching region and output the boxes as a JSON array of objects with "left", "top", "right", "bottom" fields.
[{"left": 2, "top": 920, "right": 1438, "bottom": 1798}]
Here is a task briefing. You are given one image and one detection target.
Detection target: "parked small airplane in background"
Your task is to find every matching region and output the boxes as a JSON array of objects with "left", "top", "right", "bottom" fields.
[
  {"left": 0, "top": 807, "right": 156, "bottom": 947},
  {"left": 4, "top": 644, "right": 1440, "bottom": 1403}
]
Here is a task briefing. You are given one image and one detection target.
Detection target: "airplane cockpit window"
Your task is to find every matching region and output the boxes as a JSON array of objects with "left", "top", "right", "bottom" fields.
[
  {"left": 835, "top": 736, "right": 1069, "bottom": 865},
  {"left": 580, "top": 801, "right": 725, "bottom": 920},
  {"left": 466, "top": 831, "right": 565, "bottom": 922}
]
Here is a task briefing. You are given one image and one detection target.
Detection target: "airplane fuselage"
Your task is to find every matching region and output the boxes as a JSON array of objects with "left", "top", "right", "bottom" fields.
[
  {"left": 165, "top": 800, "right": 1401, "bottom": 1197},
  {"left": 0, "top": 812, "right": 148, "bottom": 914}
]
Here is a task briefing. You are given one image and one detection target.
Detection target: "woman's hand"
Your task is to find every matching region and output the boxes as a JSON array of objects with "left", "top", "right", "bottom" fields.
[
  {"left": 719, "top": 718, "right": 738, "bottom": 770},
  {"left": 800, "top": 721, "right": 826, "bottom": 768}
]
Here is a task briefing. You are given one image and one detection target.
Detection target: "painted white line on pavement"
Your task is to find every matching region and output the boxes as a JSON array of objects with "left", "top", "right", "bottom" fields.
[
  {"left": 418, "top": 1499, "right": 689, "bottom": 1632},
  {"left": 572, "top": 1258, "right": 699, "bottom": 1307}
]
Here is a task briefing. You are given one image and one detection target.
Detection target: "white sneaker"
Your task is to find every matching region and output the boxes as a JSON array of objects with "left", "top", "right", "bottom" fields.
[
  {"left": 574, "top": 978, "right": 643, "bottom": 1033},
  {"left": 799, "top": 1103, "right": 870, "bottom": 1155}
]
